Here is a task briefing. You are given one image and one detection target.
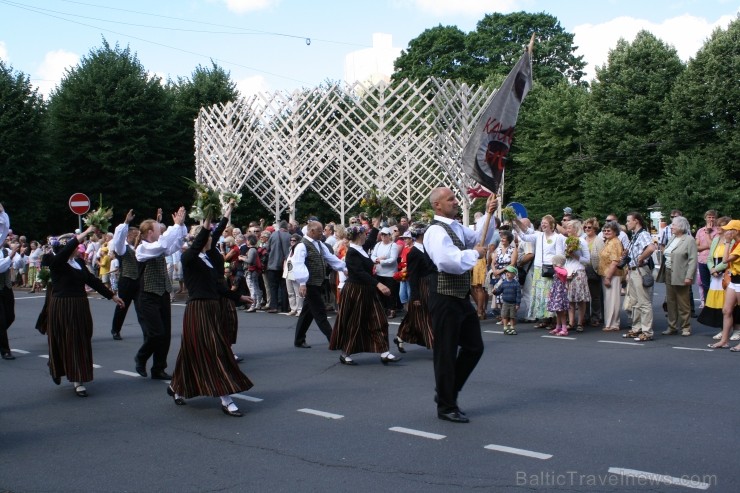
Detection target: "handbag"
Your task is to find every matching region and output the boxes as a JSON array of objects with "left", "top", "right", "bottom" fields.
[
  {"left": 539, "top": 235, "right": 555, "bottom": 277},
  {"left": 655, "top": 261, "right": 666, "bottom": 283},
  {"left": 641, "top": 265, "right": 654, "bottom": 288}
]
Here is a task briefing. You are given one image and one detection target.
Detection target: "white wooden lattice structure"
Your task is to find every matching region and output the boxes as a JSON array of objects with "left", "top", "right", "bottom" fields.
[{"left": 194, "top": 78, "right": 493, "bottom": 224}]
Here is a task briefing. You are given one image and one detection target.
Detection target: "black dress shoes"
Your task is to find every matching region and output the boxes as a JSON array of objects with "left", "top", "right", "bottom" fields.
[
  {"left": 167, "top": 385, "right": 186, "bottom": 406},
  {"left": 339, "top": 355, "right": 357, "bottom": 365},
  {"left": 221, "top": 405, "right": 243, "bottom": 417},
  {"left": 112, "top": 332, "right": 122, "bottom": 340},
  {"left": 1, "top": 352, "right": 16, "bottom": 360},
  {"left": 393, "top": 337, "right": 406, "bottom": 353},
  {"left": 134, "top": 358, "right": 147, "bottom": 377},
  {"left": 294, "top": 342, "right": 312, "bottom": 349},
  {"left": 380, "top": 354, "right": 401, "bottom": 365},
  {"left": 151, "top": 370, "right": 172, "bottom": 380},
  {"left": 52, "top": 375, "right": 61, "bottom": 385},
  {"left": 437, "top": 411, "right": 469, "bottom": 423}
]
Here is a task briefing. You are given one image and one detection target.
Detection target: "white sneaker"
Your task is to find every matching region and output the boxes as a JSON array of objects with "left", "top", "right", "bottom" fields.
[{"left": 731, "top": 331, "right": 740, "bottom": 341}]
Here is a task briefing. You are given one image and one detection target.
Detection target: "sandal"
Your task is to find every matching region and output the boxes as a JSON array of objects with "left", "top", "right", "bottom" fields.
[
  {"left": 708, "top": 343, "right": 729, "bottom": 349},
  {"left": 634, "top": 333, "right": 653, "bottom": 341},
  {"left": 534, "top": 322, "right": 549, "bottom": 329},
  {"left": 576, "top": 325, "right": 584, "bottom": 333},
  {"left": 730, "top": 345, "right": 740, "bottom": 352},
  {"left": 623, "top": 329, "right": 642, "bottom": 339}
]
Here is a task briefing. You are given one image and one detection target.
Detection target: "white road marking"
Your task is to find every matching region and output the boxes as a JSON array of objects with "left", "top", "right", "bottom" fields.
[
  {"left": 92, "top": 364, "right": 101, "bottom": 368},
  {"left": 172, "top": 303, "right": 187, "bottom": 307},
  {"left": 232, "top": 394, "right": 264, "bottom": 403},
  {"left": 114, "top": 370, "right": 144, "bottom": 377},
  {"left": 541, "top": 335, "right": 576, "bottom": 340},
  {"left": 15, "top": 295, "right": 47, "bottom": 299},
  {"left": 598, "top": 340, "right": 644, "bottom": 346},
  {"left": 673, "top": 347, "right": 713, "bottom": 352},
  {"left": 484, "top": 330, "right": 504, "bottom": 334},
  {"left": 389, "top": 427, "right": 445, "bottom": 440},
  {"left": 484, "top": 444, "right": 552, "bottom": 460},
  {"left": 11, "top": 349, "right": 29, "bottom": 354},
  {"left": 608, "top": 467, "right": 711, "bottom": 490},
  {"left": 39, "top": 354, "right": 49, "bottom": 359},
  {"left": 388, "top": 321, "right": 400, "bottom": 325},
  {"left": 297, "top": 408, "right": 344, "bottom": 419}
]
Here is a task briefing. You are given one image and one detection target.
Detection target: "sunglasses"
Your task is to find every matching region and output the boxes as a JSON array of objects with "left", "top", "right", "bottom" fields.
[{"left": 583, "top": 226, "right": 593, "bottom": 230}]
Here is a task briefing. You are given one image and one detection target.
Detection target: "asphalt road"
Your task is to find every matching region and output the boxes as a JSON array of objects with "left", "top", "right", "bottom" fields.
[{"left": 0, "top": 284, "right": 736, "bottom": 492}]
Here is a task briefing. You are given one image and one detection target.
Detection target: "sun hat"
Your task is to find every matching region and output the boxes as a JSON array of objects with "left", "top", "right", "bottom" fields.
[
  {"left": 721, "top": 219, "right": 740, "bottom": 230},
  {"left": 505, "top": 265, "right": 518, "bottom": 274}
]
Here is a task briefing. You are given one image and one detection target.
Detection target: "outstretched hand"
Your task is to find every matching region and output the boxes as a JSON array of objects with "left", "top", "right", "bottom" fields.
[
  {"left": 156, "top": 208, "right": 163, "bottom": 223},
  {"left": 172, "top": 206, "right": 186, "bottom": 226},
  {"left": 125, "top": 209, "right": 135, "bottom": 225},
  {"left": 485, "top": 193, "right": 498, "bottom": 215}
]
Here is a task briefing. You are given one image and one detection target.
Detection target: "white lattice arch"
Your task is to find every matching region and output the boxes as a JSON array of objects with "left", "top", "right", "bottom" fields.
[{"left": 195, "top": 78, "right": 492, "bottom": 224}]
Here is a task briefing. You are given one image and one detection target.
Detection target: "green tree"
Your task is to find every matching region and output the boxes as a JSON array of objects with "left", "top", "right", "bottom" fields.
[
  {"left": 581, "top": 167, "right": 651, "bottom": 221},
  {"left": 578, "top": 31, "right": 685, "bottom": 189},
  {"left": 0, "top": 61, "right": 50, "bottom": 237},
  {"left": 662, "top": 15, "right": 739, "bottom": 214},
  {"left": 508, "top": 81, "right": 589, "bottom": 219},
  {"left": 656, "top": 152, "right": 737, "bottom": 224},
  {"left": 46, "top": 39, "right": 182, "bottom": 230},
  {"left": 393, "top": 12, "right": 585, "bottom": 87},
  {"left": 392, "top": 25, "right": 473, "bottom": 83},
  {"left": 468, "top": 12, "right": 586, "bottom": 87},
  {"left": 169, "top": 61, "right": 240, "bottom": 183}
]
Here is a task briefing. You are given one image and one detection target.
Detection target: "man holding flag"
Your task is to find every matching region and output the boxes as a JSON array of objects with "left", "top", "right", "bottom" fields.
[{"left": 425, "top": 38, "right": 533, "bottom": 423}]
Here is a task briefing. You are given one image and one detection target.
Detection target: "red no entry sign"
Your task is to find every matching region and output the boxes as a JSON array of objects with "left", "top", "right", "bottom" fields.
[{"left": 69, "top": 193, "right": 91, "bottom": 215}]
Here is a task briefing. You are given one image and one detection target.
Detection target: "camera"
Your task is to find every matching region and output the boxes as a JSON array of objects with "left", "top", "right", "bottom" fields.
[{"left": 617, "top": 255, "right": 631, "bottom": 269}]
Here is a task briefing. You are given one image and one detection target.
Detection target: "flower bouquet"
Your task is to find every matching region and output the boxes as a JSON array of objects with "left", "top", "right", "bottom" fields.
[
  {"left": 222, "top": 191, "right": 241, "bottom": 207},
  {"left": 186, "top": 178, "right": 221, "bottom": 221},
  {"left": 360, "top": 186, "right": 382, "bottom": 219},
  {"left": 84, "top": 206, "right": 113, "bottom": 233},
  {"left": 565, "top": 236, "right": 581, "bottom": 258},
  {"left": 37, "top": 267, "right": 51, "bottom": 287},
  {"left": 501, "top": 206, "right": 518, "bottom": 223}
]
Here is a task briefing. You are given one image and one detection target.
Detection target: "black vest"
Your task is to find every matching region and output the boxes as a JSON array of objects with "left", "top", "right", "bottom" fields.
[{"left": 430, "top": 220, "right": 471, "bottom": 299}]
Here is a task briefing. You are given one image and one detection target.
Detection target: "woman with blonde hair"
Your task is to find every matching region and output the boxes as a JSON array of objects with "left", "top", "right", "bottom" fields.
[
  {"left": 583, "top": 218, "right": 604, "bottom": 327},
  {"left": 599, "top": 221, "right": 624, "bottom": 331},
  {"left": 564, "top": 220, "right": 591, "bottom": 332},
  {"left": 514, "top": 215, "right": 565, "bottom": 328}
]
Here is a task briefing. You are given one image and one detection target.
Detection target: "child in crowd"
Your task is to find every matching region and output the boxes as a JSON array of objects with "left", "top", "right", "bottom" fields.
[
  {"left": 109, "top": 251, "right": 119, "bottom": 294},
  {"left": 98, "top": 246, "right": 111, "bottom": 290},
  {"left": 547, "top": 255, "right": 571, "bottom": 336},
  {"left": 493, "top": 265, "right": 522, "bottom": 335}
]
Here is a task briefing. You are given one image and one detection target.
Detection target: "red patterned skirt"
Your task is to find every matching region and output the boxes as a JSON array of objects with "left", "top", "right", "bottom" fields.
[
  {"left": 47, "top": 296, "right": 94, "bottom": 383},
  {"left": 329, "top": 282, "right": 389, "bottom": 355},
  {"left": 171, "top": 299, "right": 253, "bottom": 398}
]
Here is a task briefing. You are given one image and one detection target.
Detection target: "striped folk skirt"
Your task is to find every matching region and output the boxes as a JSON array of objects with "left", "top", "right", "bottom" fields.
[
  {"left": 171, "top": 299, "right": 253, "bottom": 398},
  {"left": 220, "top": 297, "right": 238, "bottom": 345},
  {"left": 397, "top": 276, "right": 434, "bottom": 349},
  {"left": 329, "top": 282, "right": 389, "bottom": 355},
  {"left": 47, "top": 296, "right": 94, "bottom": 383}
]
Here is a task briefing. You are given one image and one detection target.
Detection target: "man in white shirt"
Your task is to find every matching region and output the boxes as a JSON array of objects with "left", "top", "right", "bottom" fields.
[{"left": 423, "top": 188, "right": 496, "bottom": 423}]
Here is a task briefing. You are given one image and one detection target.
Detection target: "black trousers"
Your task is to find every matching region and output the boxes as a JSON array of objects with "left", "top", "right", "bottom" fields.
[
  {"left": 267, "top": 269, "right": 289, "bottom": 311},
  {"left": 428, "top": 292, "right": 484, "bottom": 414},
  {"left": 294, "top": 285, "right": 333, "bottom": 345},
  {"left": 111, "top": 276, "right": 140, "bottom": 335},
  {"left": 135, "top": 291, "right": 171, "bottom": 372},
  {"left": 0, "top": 286, "right": 15, "bottom": 353}
]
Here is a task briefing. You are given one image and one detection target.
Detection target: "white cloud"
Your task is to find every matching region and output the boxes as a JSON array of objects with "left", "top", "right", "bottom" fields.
[
  {"left": 221, "top": 0, "right": 280, "bottom": 14},
  {"left": 573, "top": 12, "right": 738, "bottom": 82},
  {"left": 235, "top": 75, "right": 271, "bottom": 97},
  {"left": 0, "top": 41, "right": 8, "bottom": 62},
  {"left": 410, "top": 0, "right": 527, "bottom": 16},
  {"left": 35, "top": 49, "right": 79, "bottom": 97}
]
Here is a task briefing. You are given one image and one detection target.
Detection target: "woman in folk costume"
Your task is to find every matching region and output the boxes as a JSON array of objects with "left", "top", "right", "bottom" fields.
[
  {"left": 168, "top": 216, "right": 255, "bottom": 416},
  {"left": 330, "top": 225, "right": 401, "bottom": 365},
  {"left": 47, "top": 226, "right": 125, "bottom": 396},
  {"left": 395, "top": 223, "right": 435, "bottom": 353}
]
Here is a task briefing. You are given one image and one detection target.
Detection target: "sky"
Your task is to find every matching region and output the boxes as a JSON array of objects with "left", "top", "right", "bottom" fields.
[{"left": 0, "top": 0, "right": 737, "bottom": 98}]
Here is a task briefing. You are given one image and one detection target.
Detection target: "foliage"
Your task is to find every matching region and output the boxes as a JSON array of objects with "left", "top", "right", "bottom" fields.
[
  {"left": 393, "top": 12, "right": 585, "bottom": 88},
  {"left": 359, "top": 186, "right": 402, "bottom": 221},
  {"left": 46, "top": 39, "right": 182, "bottom": 230},
  {"left": 580, "top": 166, "right": 652, "bottom": 220},
  {"left": 84, "top": 206, "right": 113, "bottom": 233},
  {"left": 0, "top": 60, "right": 49, "bottom": 237},
  {"left": 656, "top": 152, "right": 738, "bottom": 225}
]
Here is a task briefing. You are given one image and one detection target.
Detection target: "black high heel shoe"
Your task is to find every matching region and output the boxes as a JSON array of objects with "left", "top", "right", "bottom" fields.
[
  {"left": 339, "top": 355, "right": 357, "bottom": 366},
  {"left": 393, "top": 337, "right": 406, "bottom": 353},
  {"left": 381, "top": 354, "right": 402, "bottom": 365},
  {"left": 167, "top": 385, "right": 186, "bottom": 406},
  {"left": 221, "top": 405, "right": 243, "bottom": 417}
]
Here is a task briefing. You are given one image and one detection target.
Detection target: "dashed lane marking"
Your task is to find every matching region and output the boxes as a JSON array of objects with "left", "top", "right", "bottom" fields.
[
  {"left": 484, "top": 444, "right": 552, "bottom": 460},
  {"left": 92, "top": 364, "right": 101, "bottom": 368},
  {"left": 297, "top": 408, "right": 344, "bottom": 419},
  {"left": 232, "top": 394, "right": 264, "bottom": 403},
  {"left": 389, "top": 427, "right": 445, "bottom": 440},
  {"left": 114, "top": 370, "right": 144, "bottom": 378},
  {"left": 598, "top": 340, "right": 644, "bottom": 346},
  {"left": 672, "top": 347, "right": 713, "bottom": 352},
  {"left": 607, "top": 467, "right": 710, "bottom": 490},
  {"left": 39, "top": 354, "right": 49, "bottom": 359},
  {"left": 484, "top": 330, "right": 504, "bottom": 334},
  {"left": 541, "top": 335, "right": 576, "bottom": 340},
  {"left": 11, "top": 349, "right": 29, "bottom": 354}
]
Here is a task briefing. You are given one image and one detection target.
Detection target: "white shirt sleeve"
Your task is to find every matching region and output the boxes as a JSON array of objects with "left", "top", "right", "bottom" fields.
[
  {"left": 0, "top": 211, "right": 9, "bottom": 247},
  {"left": 136, "top": 224, "right": 187, "bottom": 261},
  {"left": 292, "top": 243, "right": 309, "bottom": 286},
  {"left": 423, "top": 220, "right": 480, "bottom": 275},
  {"left": 112, "top": 223, "right": 129, "bottom": 256},
  {"left": 318, "top": 241, "right": 346, "bottom": 272}
]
